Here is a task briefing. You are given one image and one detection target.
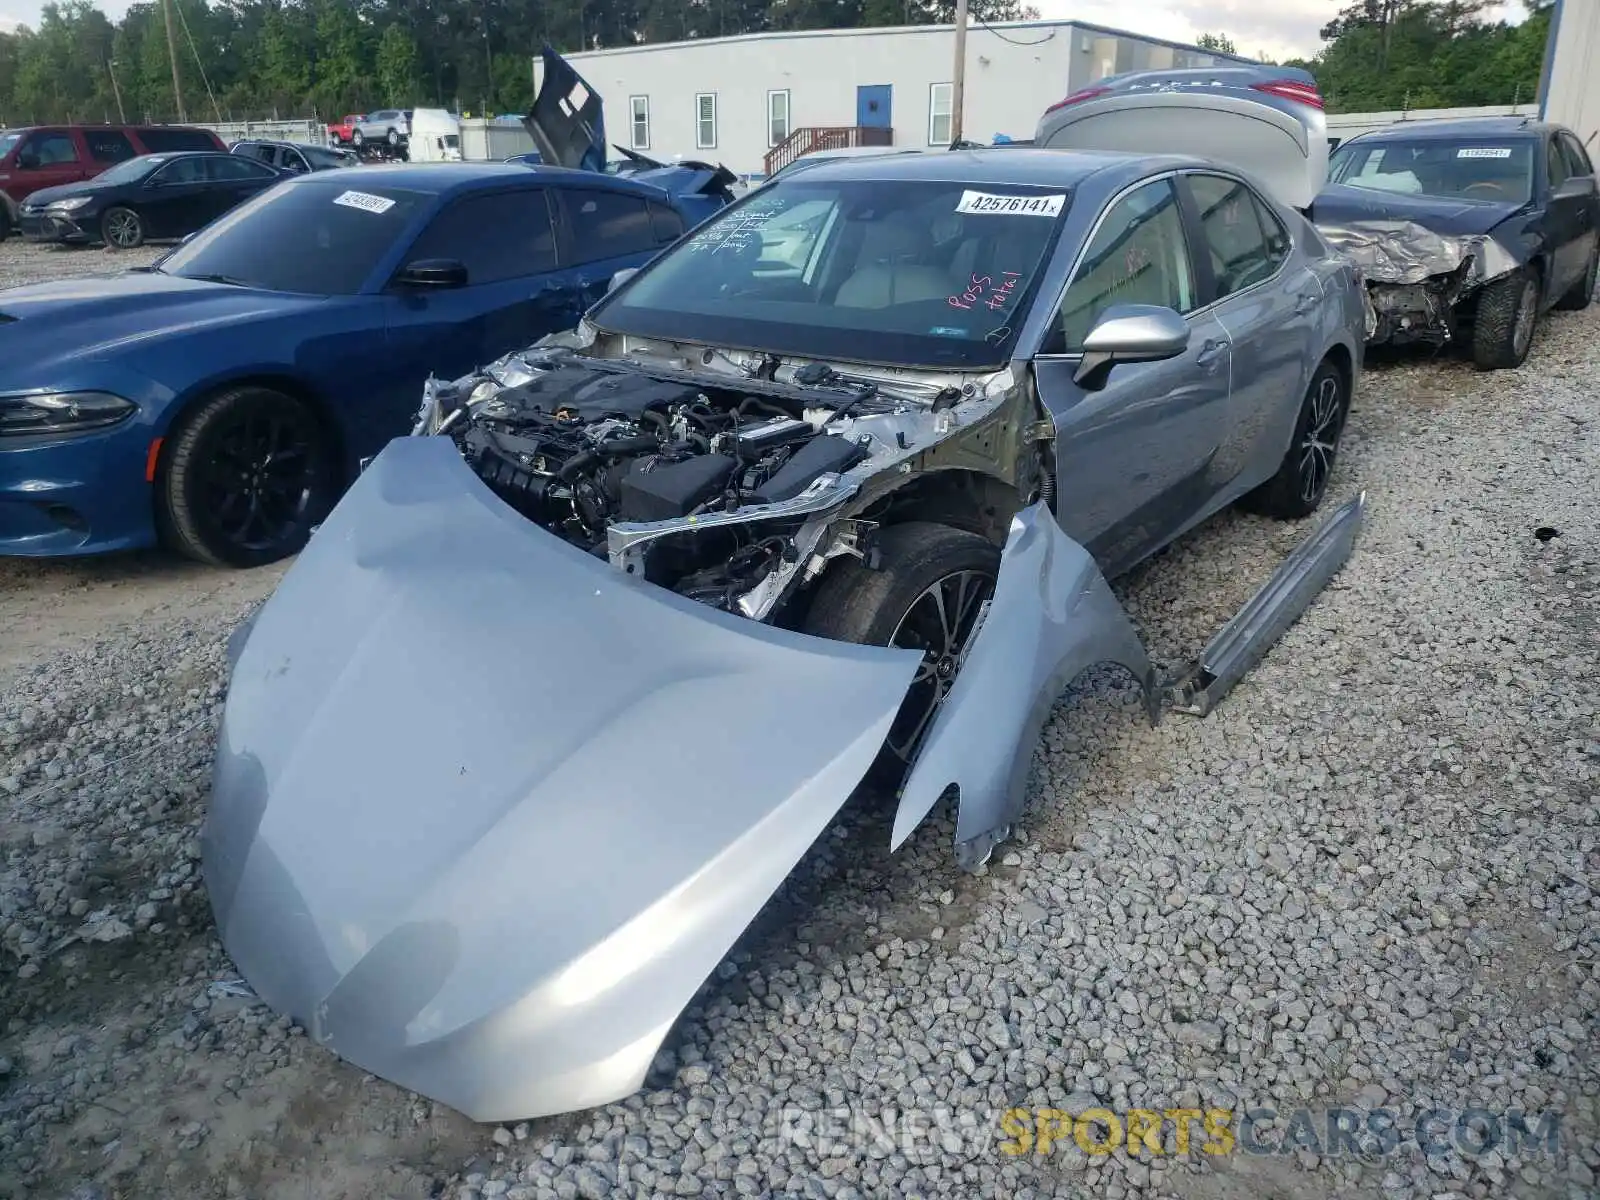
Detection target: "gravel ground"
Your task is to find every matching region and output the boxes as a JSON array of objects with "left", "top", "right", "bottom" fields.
[
  {"left": 0, "top": 239, "right": 163, "bottom": 288},
  {"left": 1, "top": 238, "right": 1596, "bottom": 1200}
]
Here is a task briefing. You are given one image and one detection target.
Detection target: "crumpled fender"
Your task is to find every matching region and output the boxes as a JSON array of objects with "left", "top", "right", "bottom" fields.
[
  {"left": 204, "top": 436, "right": 921, "bottom": 1122},
  {"left": 893, "top": 504, "right": 1158, "bottom": 866}
]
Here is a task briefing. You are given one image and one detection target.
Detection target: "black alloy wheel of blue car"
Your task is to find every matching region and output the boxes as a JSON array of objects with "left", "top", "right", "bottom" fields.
[
  {"left": 1239, "top": 358, "right": 1351, "bottom": 521},
  {"left": 158, "top": 386, "right": 338, "bottom": 568},
  {"left": 801, "top": 522, "right": 1001, "bottom": 790}
]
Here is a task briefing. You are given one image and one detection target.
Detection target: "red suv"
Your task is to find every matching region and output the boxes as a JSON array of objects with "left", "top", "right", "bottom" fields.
[{"left": 0, "top": 124, "right": 226, "bottom": 240}]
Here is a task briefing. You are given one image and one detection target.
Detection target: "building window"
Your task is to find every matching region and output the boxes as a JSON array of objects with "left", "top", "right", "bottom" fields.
[
  {"left": 768, "top": 89, "right": 791, "bottom": 148},
  {"left": 928, "top": 82, "right": 953, "bottom": 146},
  {"left": 629, "top": 95, "right": 650, "bottom": 151},
  {"left": 695, "top": 93, "right": 717, "bottom": 150}
]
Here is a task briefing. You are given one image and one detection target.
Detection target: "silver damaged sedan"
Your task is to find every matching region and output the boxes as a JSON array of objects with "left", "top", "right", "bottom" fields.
[{"left": 205, "top": 144, "right": 1370, "bottom": 1122}]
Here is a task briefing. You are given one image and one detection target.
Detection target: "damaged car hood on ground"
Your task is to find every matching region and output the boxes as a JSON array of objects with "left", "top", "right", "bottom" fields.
[{"left": 204, "top": 436, "right": 923, "bottom": 1122}]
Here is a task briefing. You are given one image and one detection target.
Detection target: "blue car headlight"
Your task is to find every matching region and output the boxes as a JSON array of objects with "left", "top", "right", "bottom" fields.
[{"left": 0, "top": 391, "right": 138, "bottom": 438}]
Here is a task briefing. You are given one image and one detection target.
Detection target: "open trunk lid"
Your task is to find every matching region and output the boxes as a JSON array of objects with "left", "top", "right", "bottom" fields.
[
  {"left": 525, "top": 44, "right": 607, "bottom": 174},
  {"left": 1033, "top": 66, "right": 1329, "bottom": 210}
]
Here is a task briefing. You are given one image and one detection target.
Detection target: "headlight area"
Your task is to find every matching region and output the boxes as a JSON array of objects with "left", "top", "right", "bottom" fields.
[
  {"left": 0, "top": 391, "right": 138, "bottom": 439},
  {"left": 46, "top": 197, "right": 95, "bottom": 213}
]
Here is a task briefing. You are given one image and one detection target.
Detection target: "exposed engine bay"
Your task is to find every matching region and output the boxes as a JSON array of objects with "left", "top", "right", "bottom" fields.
[{"left": 413, "top": 347, "right": 1029, "bottom": 618}]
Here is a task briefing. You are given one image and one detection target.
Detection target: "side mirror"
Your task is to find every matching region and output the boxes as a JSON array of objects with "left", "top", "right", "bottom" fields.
[
  {"left": 1554, "top": 174, "right": 1596, "bottom": 199},
  {"left": 395, "top": 259, "right": 469, "bottom": 289},
  {"left": 1072, "top": 304, "right": 1190, "bottom": 391},
  {"left": 608, "top": 267, "right": 639, "bottom": 294}
]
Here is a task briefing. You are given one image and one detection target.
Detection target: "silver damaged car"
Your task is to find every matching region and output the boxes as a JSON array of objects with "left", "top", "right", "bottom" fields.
[{"left": 206, "top": 134, "right": 1370, "bottom": 1122}]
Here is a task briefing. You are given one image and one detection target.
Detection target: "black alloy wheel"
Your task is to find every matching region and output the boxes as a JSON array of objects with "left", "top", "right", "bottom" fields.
[
  {"left": 802, "top": 522, "right": 1001, "bottom": 789},
  {"left": 101, "top": 206, "right": 144, "bottom": 250},
  {"left": 160, "top": 386, "right": 337, "bottom": 568},
  {"left": 1238, "top": 358, "right": 1350, "bottom": 520}
]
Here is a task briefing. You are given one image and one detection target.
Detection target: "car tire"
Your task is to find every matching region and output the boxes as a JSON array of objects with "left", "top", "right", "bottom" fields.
[
  {"left": 801, "top": 522, "right": 1000, "bottom": 789},
  {"left": 101, "top": 206, "right": 144, "bottom": 250},
  {"left": 352, "top": 130, "right": 365, "bottom": 147},
  {"left": 1238, "top": 358, "right": 1350, "bottom": 521},
  {"left": 1554, "top": 246, "right": 1597, "bottom": 312},
  {"left": 1471, "top": 267, "right": 1539, "bottom": 370},
  {"left": 387, "top": 128, "right": 400, "bottom": 146},
  {"left": 158, "top": 386, "right": 339, "bottom": 569}
]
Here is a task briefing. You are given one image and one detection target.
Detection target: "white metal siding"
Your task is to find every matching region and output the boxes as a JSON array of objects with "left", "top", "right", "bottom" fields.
[
  {"left": 542, "top": 22, "right": 1238, "bottom": 177},
  {"left": 1543, "top": 0, "right": 1600, "bottom": 145}
]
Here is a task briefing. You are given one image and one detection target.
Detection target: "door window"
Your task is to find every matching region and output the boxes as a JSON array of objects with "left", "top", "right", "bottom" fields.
[
  {"left": 1547, "top": 139, "right": 1571, "bottom": 190},
  {"left": 138, "top": 128, "right": 217, "bottom": 152},
  {"left": 21, "top": 131, "right": 78, "bottom": 166},
  {"left": 1187, "top": 173, "right": 1282, "bottom": 299},
  {"left": 206, "top": 155, "right": 278, "bottom": 182},
  {"left": 1558, "top": 132, "right": 1594, "bottom": 179},
  {"left": 561, "top": 188, "right": 658, "bottom": 265},
  {"left": 648, "top": 202, "right": 686, "bottom": 245},
  {"left": 150, "top": 156, "right": 208, "bottom": 186},
  {"left": 404, "top": 189, "right": 557, "bottom": 284},
  {"left": 85, "top": 129, "right": 136, "bottom": 164},
  {"left": 1055, "top": 177, "right": 1195, "bottom": 352}
]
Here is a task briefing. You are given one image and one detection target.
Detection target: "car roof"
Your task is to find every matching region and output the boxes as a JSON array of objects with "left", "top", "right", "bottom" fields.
[
  {"left": 1352, "top": 117, "right": 1550, "bottom": 143},
  {"left": 785, "top": 146, "right": 1190, "bottom": 188},
  {"left": 285, "top": 161, "right": 672, "bottom": 201}
]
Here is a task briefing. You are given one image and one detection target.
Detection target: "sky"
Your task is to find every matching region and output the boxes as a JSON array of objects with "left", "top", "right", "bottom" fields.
[{"left": 0, "top": 0, "right": 1532, "bottom": 58}]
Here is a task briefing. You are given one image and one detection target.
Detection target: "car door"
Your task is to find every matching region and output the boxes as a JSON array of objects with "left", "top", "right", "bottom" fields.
[
  {"left": 13, "top": 129, "right": 88, "bottom": 198},
  {"left": 381, "top": 187, "right": 566, "bottom": 384},
  {"left": 1032, "top": 175, "right": 1233, "bottom": 575},
  {"left": 548, "top": 186, "right": 684, "bottom": 324},
  {"left": 203, "top": 154, "right": 279, "bottom": 221},
  {"left": 1561, "top": 132, "right": 1600, "bottom": 276},
  {"left": 1542, "top": 137, "right": 1585, "bottom": 299},
  {"left": 1180, "top": 171, "right": 1317, "bottom": 487},
  {"left": 139, "top": 156, "right": 213, "bottom": 237}
]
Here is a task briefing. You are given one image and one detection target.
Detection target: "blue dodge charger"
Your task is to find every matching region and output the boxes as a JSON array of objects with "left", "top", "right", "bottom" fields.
[{"left": 0, "top": 163, "right": 691, "bottom": 566}]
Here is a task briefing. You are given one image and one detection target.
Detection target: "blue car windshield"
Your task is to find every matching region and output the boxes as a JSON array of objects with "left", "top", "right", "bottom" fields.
[
  {"left": 590, "top": 178, "right": 1071, "bottom": 369},
  {"left": 159, "top": 179, "right": 431, "bottom": 294}
]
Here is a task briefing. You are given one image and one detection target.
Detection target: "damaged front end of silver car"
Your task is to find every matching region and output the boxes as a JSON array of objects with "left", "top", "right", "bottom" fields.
[
  {"left": 207, "top": 339, "right": 1369, "bottom": 1123},
  {"left": 1318, "top": 219, "right": 1523, "bottom": 347}
]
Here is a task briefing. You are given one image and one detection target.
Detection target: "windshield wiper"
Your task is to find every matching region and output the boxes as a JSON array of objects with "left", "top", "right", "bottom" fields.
[{"left": 183, "top": 272, "right": 253, "bottom": 287}]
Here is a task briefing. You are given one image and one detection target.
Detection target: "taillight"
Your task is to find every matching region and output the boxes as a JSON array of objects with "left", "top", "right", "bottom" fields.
[
  {"left": 1044, "top": 86, "right": 1111, "bottom": 115},
  {"left": 1252, "top": 80, "right": 1324, "bottom": 110}
]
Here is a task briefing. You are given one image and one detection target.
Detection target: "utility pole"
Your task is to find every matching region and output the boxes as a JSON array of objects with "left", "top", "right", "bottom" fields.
[
  {"left": 949, "top": 0, "right": 968, "bottom": 147},
  {"left": 162, "top": 0, "right": 187, "bottom": 122},
  {"left": 107, "top": 59, "right": 127, "bottom": 124}
]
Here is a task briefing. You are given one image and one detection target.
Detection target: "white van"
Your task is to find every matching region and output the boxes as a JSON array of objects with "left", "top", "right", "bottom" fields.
[{"left": 410, "top": 108, "right": 464, "bottom": 163}]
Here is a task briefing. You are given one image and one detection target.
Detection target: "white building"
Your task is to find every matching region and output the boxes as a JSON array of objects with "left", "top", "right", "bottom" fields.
[
  {"left": 537, "top": 21, "right": 1248, "bottom": 179},
  {"left": 1539, "top": 0, "right": 1600, "bottom": 143}
]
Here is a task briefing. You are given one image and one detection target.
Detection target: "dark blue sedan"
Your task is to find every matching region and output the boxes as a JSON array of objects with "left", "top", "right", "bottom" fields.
[{"left": 0, "top": 163, "right": 692, "bottom": 566}]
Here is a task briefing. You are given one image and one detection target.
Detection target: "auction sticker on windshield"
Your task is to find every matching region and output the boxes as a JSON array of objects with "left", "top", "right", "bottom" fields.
[
  {"left": 333, "top": 190, "right": 397, "bottom": 214},
  {"left": 956, "top": 191, "right": 1066, "bottom": 217},
  {"left": 1457, "top": 148, "right": 1513, "bottom": 159}
]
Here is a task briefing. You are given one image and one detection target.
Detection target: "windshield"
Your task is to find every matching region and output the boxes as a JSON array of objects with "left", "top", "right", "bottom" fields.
[
  {"left": 0, "top": 132, "right": 20, "bottom": 159},
  {"left": 302, "top": 145, "right": 355, "bottom": 168},
  {"left": 159, "top": 180, "right": 430, "bottom": 294},
  {"left": 591, "top": 178, "right": 1070, "bottom": 369},
  {"left": 1329, "top": 137, "right": 1535, "bottom": 204},
  {"left": 92, "top": 155, "right": 166, "bottom": 186}
]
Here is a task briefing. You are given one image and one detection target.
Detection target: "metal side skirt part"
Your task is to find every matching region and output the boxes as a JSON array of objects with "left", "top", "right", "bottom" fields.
[
  {"left": 891, "top": 503, "right": 1160, "bottom": 869},
  {"left": 1165, "top": 491, "right": 1367, "bottom": 717},
  {"left": 204, "top": 436, "right": 921, "bottom": 1123}
]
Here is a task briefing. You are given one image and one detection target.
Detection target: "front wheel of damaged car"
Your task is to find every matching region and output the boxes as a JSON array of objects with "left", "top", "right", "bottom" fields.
[
  {"left": 158, "top": 386, "right": 339, "bottom": 568},
  {"left": 1471, "top": 268, "right": 1540, "bottom": 370},
  {"left": 1239, "top": 359, "right": 1350, "bottom": 521},
  {"left": 802, "top": 522, "right": 1000, "bottom": 790}
]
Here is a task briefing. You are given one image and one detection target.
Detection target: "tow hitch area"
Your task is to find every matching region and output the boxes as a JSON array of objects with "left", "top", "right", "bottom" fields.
[{"left": 1164, "top": 492, "right": 1367, "bottom": 717}]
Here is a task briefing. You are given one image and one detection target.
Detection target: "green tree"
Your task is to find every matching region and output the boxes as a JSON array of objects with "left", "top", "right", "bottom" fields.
[
  {"left": 1196, "top": 32, "right": 1237, "bottom": 55},
  {"left": 375, "top": 23, "right": 420, "bottom": 107}
]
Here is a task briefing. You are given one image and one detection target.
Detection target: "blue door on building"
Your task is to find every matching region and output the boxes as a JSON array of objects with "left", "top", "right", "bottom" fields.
[{"left": 856, "top": 85, "right": 892, "bottom": 129}]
